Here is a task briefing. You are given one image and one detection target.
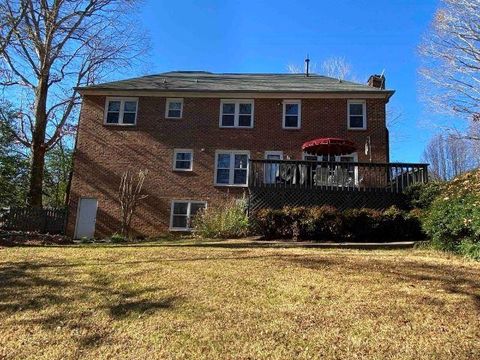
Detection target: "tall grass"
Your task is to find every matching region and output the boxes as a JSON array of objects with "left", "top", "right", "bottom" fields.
[{"left": 192, "top": 197, "right": 249, "bottom": 239}]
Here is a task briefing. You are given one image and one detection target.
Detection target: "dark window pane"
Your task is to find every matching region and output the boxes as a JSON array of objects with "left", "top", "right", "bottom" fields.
[
  {"left": 106, "top": 112, "right": 119, "bottom": 123},
  {"left": 285, "top": 115, "right": 298, "bottom": 127},
  {"left": 222, "top": 114, "right": 235, "bottom": 126},
  {"left": 173, "top": 202, "right": 188, "bottom": 215},
  {"left": 217, "top": 154, "right": 230, "bottom": 168},
  {"left": 168, "top": 109, "right": 181, "bottom": 118},
  {"left": 168, "top": 101, "right": 182, "bottom": 110},
  {"left": 216, "top": 169, "right": 230, "bottom": 184},
  {"left": 123, "top": 112, "right": 136, "bottom": 124},
  {"left": 222, "top": 103, "right": 235, "bottom": 114},
  {"left": 172, "top": 215, "right": 187, "bottom": 228},
  {"left": 175, "top": 160, "right": 191, "bottom": 169},
  {"left": 124, "top": 101, "right": 137, "bottom": 112},
  {"left": 108, "top": 101, "right": 121, "bottom": 112},
  {"left": 349, "top": 116, "right": 364, "bottom": 128},
  {"left": 176, "top": 152, "right": 191, "bottom": 160},
  {"left": 233, "top": 169, "right": 247, "bottom": 184},
  {"left": 349, "top": 103, "right": 364, "bottom": 116},
  {"left": 239, "top": 103, "right": 252, "bottom": 114},
  {"left": 234, "top": 154, "right": 248, "bottom": 168},
  {"left": 123, "top": 112, "right": 136, "bottom": 123},
  {"left": 285, "top": 103, "right": 298, "bottom": 115},
  {"left": 190, "top": 203, "right": 206, "bottom": 216},
  {"left": 238, "top": 115, "right": 251, "bottom": 127}
]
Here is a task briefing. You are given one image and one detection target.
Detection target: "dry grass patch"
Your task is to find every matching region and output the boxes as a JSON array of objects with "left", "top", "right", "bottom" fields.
[{"left": 0, "top": 241, "right": 479, "bottom": 359}]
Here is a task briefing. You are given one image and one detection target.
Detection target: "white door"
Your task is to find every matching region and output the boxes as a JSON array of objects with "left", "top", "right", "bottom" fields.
[
  {"left": 264, "top": 151, "right": 283, "bottom": 184},
  {"left": 75, "top": 198, "right": 98, "bottom": 239}
]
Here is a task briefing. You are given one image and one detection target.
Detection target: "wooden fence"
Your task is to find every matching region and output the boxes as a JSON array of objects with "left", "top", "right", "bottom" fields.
[{"left": 0, "top": 207, "right": 67, "bottom": 234}]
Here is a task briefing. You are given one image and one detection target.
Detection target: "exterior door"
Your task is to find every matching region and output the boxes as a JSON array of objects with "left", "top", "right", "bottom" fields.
[
  {"left": 75, "top": 198, "right": 98, "bottom": 239},
  {"left": 264, "top": 151, "right": 283, "bottom": 184}
]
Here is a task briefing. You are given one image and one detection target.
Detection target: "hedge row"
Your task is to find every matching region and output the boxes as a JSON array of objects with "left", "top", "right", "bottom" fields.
[{"left": 251, "top": 206, "right": 424, "bottom": 242}]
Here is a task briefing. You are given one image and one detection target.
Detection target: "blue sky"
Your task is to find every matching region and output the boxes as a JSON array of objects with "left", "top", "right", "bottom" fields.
[{"left": 138, "top": 0, "right": 443, "bottom": 162}]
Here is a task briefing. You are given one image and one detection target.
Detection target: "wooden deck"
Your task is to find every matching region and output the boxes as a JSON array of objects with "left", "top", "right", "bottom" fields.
[{"left": 248, "top": 159, "right": 429, "bottom": 211}]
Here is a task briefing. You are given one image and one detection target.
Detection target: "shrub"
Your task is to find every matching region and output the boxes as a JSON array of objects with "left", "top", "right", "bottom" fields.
[
  {"left": 404, "top": 182, "right": 443, "bottom": 210},
  {"left": 343, "top": 208, "right": 382, "bottom": 241},
  {"left": 458, "top": 239, "right": 480, "bottom": 261},
  {"left": 251, "top": 206, "right": 423, "bottom": 242},
  {"left": 302, "top": 206, "right": 343, "bottom": 240},
  {"left": 423, "top": 194, "right": 480, "bottom": 249},
  {"left": 192, "top": 197, "right": 249, "bottom": 239},
  {"left": 110, "top": 232, "right": 127, "bottom": 243}
]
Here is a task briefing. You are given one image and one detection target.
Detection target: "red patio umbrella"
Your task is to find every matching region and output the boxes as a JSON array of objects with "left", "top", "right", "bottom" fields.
[{"left": 302, "top": 137, "right": 357, "bottom": 156}]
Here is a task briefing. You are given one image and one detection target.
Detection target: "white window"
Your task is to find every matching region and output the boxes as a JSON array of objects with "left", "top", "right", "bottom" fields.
[
  {"left": 215, "top": 150, "right": 250, "bottom": 186},
  {"left": 170, "top": 200, "right": 206, "bottom": 231},
  {"left": 173, "top": 149, "right": 193, "bottom": 171},
  {"left": 104, "top": 97, "right": 138, "bottom": 125},
  {"left": 348, "top": 100, "right": 366, "bottom": 130},
  {"left": 282, "top": 100, "right": 301, "bottom": 129},
  {"left": 264, "top": 151, "right": 283, "bottom": 184},
  {"left": 219, "top": 100, "right": 254, "bottom": 128},
  {"left": 165, "top": 98, "right": 183, "bottom": 119}
]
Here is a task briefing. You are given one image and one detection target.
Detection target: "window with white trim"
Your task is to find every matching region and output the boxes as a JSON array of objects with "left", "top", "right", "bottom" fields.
[
  {"left": 283, "top": 100, "right": 301, "bottom": 129},
  {"left": 173, "top": 149, "right": 193, "bottom": 171},
  {"left": 215, "top": 150, "right": 249, "bottom": 186},
  {"left": 348, "top": 100, "right": 366, "bottom": 129},
  {"left": 104, "top": 97, "right": 138, "bottom": 125},
  {"left": 170, "top": 200, "right": 206, "bottom": 231},
  {"left": 220, "top": 100, "right": 254, "bottom": 128},
  {"left": 165, "top": 98, "right": 183, "bottom": 119}
]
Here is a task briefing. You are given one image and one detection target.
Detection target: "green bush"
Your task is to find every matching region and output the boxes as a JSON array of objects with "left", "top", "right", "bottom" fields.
[
  {"left": 458, "top": 239, "right": 480, "bottom": 261},
  {"left": 192, "top": 197, "right": 249, "bottom": 239},
  {"left": 251, "top": 206, "right": 423, "bottom": 242},
  {"left": 423, "top": 194, "right": 480, "bottom": 249},
  {"left": 404, "top": 182, "right": 443, "bottom": 210},
  {"left": 110, "top": 233, "right": 127, "bottom": 243}
]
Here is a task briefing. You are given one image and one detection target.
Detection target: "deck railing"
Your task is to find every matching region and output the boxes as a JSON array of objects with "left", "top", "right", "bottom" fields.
[{"left": 249, "top": 159, "right": 428, "bottom": 193}]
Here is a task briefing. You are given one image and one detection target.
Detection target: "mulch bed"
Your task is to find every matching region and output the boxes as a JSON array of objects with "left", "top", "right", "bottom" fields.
[{"left": 0, "top": 230, "right": 73, "bottom": 247}]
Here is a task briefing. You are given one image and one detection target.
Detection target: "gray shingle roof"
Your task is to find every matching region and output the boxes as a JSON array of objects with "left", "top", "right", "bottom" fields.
[{"left": 79, "top": 71, "right": 394, "bottom": 95}]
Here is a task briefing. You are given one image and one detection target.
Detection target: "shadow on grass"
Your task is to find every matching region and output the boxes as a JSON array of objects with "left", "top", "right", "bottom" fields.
[{"left": 0, "top": 260, "right": 182, "bottom": 350}]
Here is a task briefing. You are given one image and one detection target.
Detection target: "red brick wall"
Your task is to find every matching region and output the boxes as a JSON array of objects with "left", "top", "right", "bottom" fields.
[{"left": 67, "top": 95, "right": 388, "bottom": 238}]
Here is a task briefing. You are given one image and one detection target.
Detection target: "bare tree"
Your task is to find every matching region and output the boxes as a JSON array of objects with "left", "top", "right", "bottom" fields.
[
  {"left": 422, "top": 133, "right": 474, "bottom": 180},
  {"left": 419, "top": 0, "right": 480, "bottom": 121},
  {"left": 321, "top": 56, "right": 352, "bottom": 81},
  {"left": 286, "top": 61, "right": 317, "bottom": 74},
  {"left": 0, "top": 0, "right": 148, "bottom": 207},
  {"left": 118, "top": 169, "right": 148, "bottom": 239}
]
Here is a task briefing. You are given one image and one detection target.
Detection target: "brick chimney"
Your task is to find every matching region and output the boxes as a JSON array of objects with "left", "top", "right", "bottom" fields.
[{"left": 367, "top": 74, "right": 385, "bottom": 89}]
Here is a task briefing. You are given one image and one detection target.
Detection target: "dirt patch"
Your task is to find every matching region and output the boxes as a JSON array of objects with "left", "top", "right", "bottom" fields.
[{"left": 0, "top": 230, "right": 73, "bottom": 247}]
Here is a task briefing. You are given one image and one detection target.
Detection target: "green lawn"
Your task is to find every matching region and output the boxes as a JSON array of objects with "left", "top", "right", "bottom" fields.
[{"left": 0, "top": 241, "right": 479, "bottom": 359}]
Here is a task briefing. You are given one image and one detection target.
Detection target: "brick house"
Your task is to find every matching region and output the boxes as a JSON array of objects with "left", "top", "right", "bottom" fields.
[{"left": 68, "top": 71, "right": 426, "bottom": 239}]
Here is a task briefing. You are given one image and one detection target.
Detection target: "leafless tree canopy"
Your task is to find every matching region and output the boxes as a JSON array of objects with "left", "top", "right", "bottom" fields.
[
  {"left": 321, "top": 56, "right": 352, "bottom": 81},
  {"left": 419, "top": 0, "right": 480, "bottom": 120},
  {"left": 0, "top": 0, "right": 148, "bottom": 206},
  {"left": 422, "top": 133, "right": 477, "bottom": 180}
]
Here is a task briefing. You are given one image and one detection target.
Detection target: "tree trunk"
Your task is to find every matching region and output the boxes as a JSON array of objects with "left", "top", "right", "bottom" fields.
[{"left": 27, "top": 75, "right": 49, "bottom": 207}]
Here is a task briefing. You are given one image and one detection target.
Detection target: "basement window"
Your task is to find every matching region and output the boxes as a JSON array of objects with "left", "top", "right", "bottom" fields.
[
  {"left": 104, "top": 97, "right": 138, "bottom": 125},
  {"left": 170, "top": 200, "right": 206, "bottom": 231}
]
